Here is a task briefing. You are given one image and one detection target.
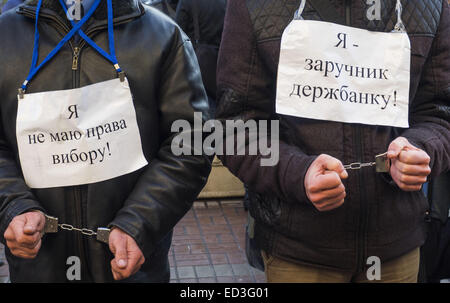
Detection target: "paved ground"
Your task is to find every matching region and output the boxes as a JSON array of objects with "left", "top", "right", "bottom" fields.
[
  {"left": 0, "top": 242, "right": 9, "bottom": 283},
  {"left": 169, "top": 200, "right": 265, "bottom": 283},
  {"left": 0, "top": 199, "right": 266, "bottom": 283}
]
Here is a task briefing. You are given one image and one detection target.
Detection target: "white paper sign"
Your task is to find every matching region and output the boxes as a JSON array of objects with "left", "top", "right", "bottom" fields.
[
  {"left": 16, "top": 77, "right": 148, "bottom": 188},
  {"left": 276, "top": 20, "right": 411, "bottom": 128}
]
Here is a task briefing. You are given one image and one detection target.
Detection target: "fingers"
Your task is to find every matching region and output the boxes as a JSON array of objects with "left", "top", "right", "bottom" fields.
[
  {"left": 111, "top": 252, "right": 145, "bottom": 280},
  {"left": 313, "top": 190, "right": 346, "bottom": 212},
  {"left": 305, "top": 155, "right": 347, "bottom": 212},
  {"left": 7, "top": 240, "right": 42, "bottom": 259},
  {"left": 387, "top": 136, "right": 420, "bottom": 159},
  {"left": 313, "top": 154, "right": 351, "bottom": 180},
  {"left": 23, "top": 212, "right": 45, "bottom": 235},
  {"left": 109, "top": 231, "right": 128, "bottom": 274},
  {"left": 387, "top": 137, "right": 431, "bottom": 192},
  {"left": 398, "top": 149, "right": 430, "bottom": 166},
  {"left": 387, "top": 136, "right": 409, "bottom": 159},
  {"left": 10, "top": 232, "right": 41, "bottom": 250},
  {"left": 390, "top": 161, "right": 428, "bottom": 192},
  {"left": 109, "top": 231, "right": 128, "bottom": 280},
  {"left": 109, "top": 228, "right": 145, "bottom": 281},
  {"left": 10, "top": 218, "right": 26, "bottom": 245},
  {"left": 3, "top": 212, "right": 44, "bottom": 259},
  {"left": 312, "top": 171, "right": 344, "bottom": 191},
  {"left": 111, "top": 237, "right": 128, "bottom": 270},
  {"left": 323, "top": 158, "right": 348, "bottom": 179},
  {"left": 393, "top": 159, "right": 431, "bottom": 177}
]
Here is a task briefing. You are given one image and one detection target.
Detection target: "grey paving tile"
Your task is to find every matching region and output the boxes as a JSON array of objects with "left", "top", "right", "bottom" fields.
[
  {"left": 179, "top": 278, "right": 198, "bottom": 283},
  {"left": 177, "top": 266, "right": 196, "bottom": 279},
  {"left": 231, "top": 263, "right": 251, "bottom": 277},
  {"left": 217, "top": 276, "right": 235, "bottom": 283},
  {"left": 235, "top": 276, "right": 254, "bottom": 283},
  {"left": 195, "top": 265, "right": 215, "bottom": 278},
  {"left": 170, "top": 267, "right": 177, "bottom": 279},
  {"left": 213, "top": 264, "right": 234, "bottom": 277}
]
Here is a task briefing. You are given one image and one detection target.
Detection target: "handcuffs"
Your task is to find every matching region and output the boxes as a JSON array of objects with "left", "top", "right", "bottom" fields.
[
  {"left": 343, "top": 152, "right": 391, "bottom": 173},
  {"left": 43, "top": 215, "right": 110, "bottom": 244}
]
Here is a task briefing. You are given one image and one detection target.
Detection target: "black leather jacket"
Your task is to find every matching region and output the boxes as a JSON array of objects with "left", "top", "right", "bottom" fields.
[{"left": 0, "top": 0, "right": 211, "bottom": 282}]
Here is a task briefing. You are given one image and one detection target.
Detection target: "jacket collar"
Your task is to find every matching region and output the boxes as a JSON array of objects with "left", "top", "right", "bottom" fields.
[{"left": 18, "top": 0, "right": 144, "bottom": 32}]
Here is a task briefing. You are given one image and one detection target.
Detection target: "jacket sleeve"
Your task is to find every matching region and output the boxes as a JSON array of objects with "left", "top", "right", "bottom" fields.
[
  {"left": 401, "top": 0, "right": 450, "bottom": 177},
  {"left": 216, "top": 0, "right": 316, "bottom": 205},
  {"left": 109, "top": 29, "right": 211, "bottom": 256},
  {"left": 0, "top": 128, "right": 45, "bottom": 244}
]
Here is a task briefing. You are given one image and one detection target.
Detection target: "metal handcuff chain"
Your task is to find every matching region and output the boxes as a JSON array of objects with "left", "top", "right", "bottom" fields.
[{"left": 43, "top": 215, "right": 111, "bottom": 244}]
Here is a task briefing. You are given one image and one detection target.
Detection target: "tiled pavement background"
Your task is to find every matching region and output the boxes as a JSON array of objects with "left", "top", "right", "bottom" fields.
[
  {"left": 0, "top": 199, "right": 266, "bottom": 283},
  {"left": 169, "top": 200, "right": 265, "bottom": 283},
  {"left": 0, "top": 242, "right": 9, "bottom": 283}
]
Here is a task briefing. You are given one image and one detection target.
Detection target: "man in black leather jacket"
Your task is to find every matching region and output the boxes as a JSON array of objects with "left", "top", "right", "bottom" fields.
[{"left": 0, "top": 0, "right": 211, "bottom": 282}]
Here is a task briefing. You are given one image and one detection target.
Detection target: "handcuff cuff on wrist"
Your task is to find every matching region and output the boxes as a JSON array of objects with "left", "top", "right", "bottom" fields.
[
  {"left": 343, "top": 152, "right": 390, "bottom": 173},
  {"left": 43, "top": 215, "right": 111, "bottom": 244},
  {"left": 40, "top": 153, "right": 390, "bottom": 244}
]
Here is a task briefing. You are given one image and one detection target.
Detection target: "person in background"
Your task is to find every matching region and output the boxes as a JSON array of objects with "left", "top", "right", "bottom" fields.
[
  {"left": 142, "top": 0, "right": 178, "bottom": 19},
  {"left": 176, "top": 0, "right": 226, "bottom": 114},
  {"left": 419, "top": 172, "right": 450, "bottom": 282}
]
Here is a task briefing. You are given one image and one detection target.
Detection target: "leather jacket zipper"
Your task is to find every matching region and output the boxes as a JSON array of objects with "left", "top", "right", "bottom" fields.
[
  {"left": 345, "top": 0, "right": 351, "bottom": 25},
  {"left": 354, "top": 126, "right": 368, "bottom": 273},
  {"left": 73, "top": 186, "right": 88, "bottom": 281},
  {"left": 344, "top": 0, "right": 368, "bottom": 274},
  {"left": 72, "top": 46, "right": 80, "bottom": 88},
  {"left": 72, "top": 46, "right": 80, "bottom": 71}
]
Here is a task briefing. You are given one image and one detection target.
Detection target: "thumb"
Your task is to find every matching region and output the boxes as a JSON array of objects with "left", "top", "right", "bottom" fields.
[
  {"left": 111, "top": 235, "right": 128, "bottom": 269},
  {"left": 322, "top": 155, "right": 348, "bottom": 179},
  {"left": 23, "top": 212, "right": 44, "bottom": 235},
  {"left": 387, "top": 137, "right": 415, "bottom": 159}
]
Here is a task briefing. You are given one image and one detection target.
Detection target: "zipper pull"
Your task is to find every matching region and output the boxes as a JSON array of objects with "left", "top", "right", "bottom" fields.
[{"left": 72, "top": 47, "right": 80, "bottom": 70}]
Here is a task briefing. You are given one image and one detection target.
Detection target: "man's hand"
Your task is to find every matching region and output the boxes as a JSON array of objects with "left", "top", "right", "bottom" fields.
[
  {"left": 4, "top": 211, "right": 45, "bottom": 259},
  {"left": 109, "top": 227, "right": 145, "bottom": 281},
  {"left": 304, "top": 154, "right": 348, "bottom": 212},
  {"left": 387, "top": 137, "right": 431, "bottom": 192}
]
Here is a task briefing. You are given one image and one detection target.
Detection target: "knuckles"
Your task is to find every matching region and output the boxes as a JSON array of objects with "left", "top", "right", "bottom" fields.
[
  {"left": 308, "top": 184, "right": 320, "bottom": 193},
  {"left": 10, "top": 247, "right": 39, "bottom": 259}
]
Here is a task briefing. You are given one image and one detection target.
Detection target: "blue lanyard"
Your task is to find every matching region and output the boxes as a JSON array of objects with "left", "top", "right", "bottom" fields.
[{"left": 21, "top": 0, "right": 122, "bottom": 92}]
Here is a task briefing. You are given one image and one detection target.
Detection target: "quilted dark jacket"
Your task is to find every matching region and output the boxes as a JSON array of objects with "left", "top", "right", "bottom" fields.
[
  {"left": 0, "top": 0, "right": 211, "bottom": 282},
  {"left": 217, "top": 0, "right": 450, "bottom": 272}
]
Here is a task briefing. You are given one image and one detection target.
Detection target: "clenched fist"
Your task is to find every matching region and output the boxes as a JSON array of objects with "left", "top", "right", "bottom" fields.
[
  {"left": 109, "top": 227, "right": 145, "bottom": 280},
  {"left": 304, "top": 154, "right": 348, "bottom": 212},
  {"left": 4, "top": 211, "right": 45, "bottom": 259},
  {"left": 387, "top": 137, "right": 431, "bottom": 192}
]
